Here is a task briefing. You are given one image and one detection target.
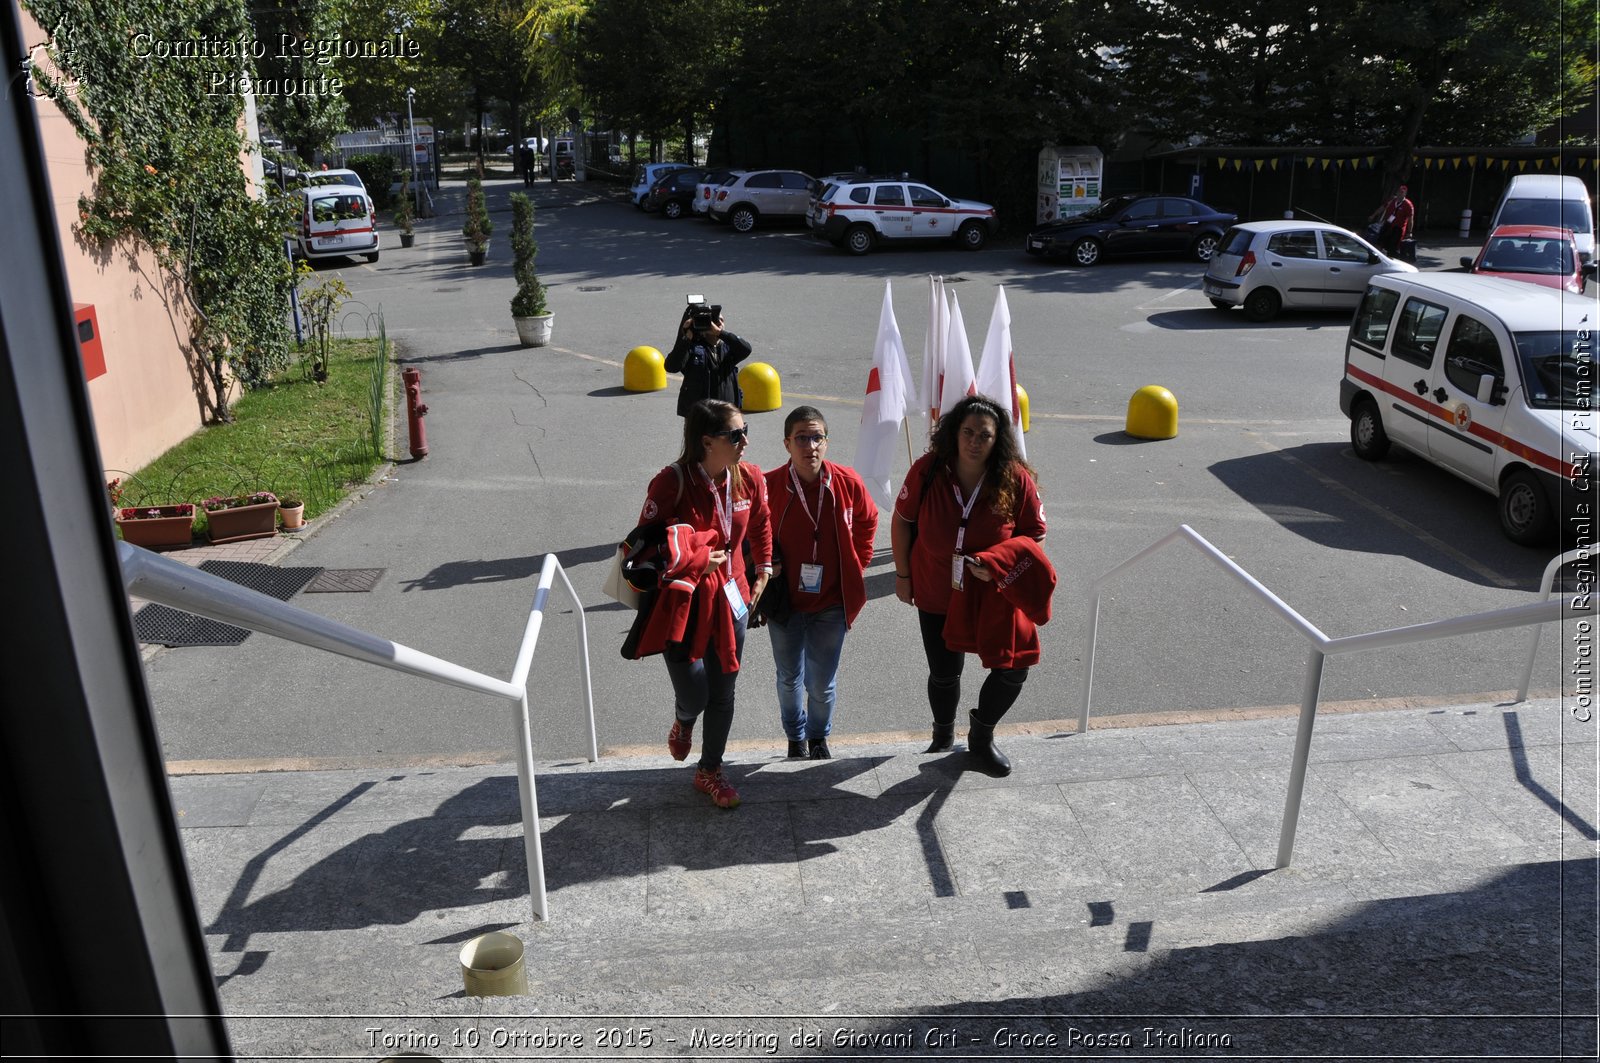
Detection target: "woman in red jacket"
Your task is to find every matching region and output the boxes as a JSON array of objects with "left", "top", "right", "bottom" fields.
[
  {"left": 635, "top": 399, "right": 771, "bottom": 808},
  {"left": 762, "top": 406, "right": 879, "bottom": 760},
  {"left": 890, "top": 395, "right": 1046, "bottom": 776}
]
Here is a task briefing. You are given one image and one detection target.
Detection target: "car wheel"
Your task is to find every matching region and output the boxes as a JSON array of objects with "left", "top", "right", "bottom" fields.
[
  {"left": 1070, "top": 238, "right": 1102, "bottom": 266},
  {"left": 1500, "top": 468, "right": 1554, "bottom": 546},
  {"left": 365, "top": 250, "right": 380, "bottom": 263},
  {"left": 845, "top": 225, "right": 875, "bottom": 256},
  {"left": 1191, "top": 233, "right": 1220, "bottom": 261},
  {"left": 1242, "top": 287, "right": 1282, "bottom": 322},
  {"left": 1349, "top": 398, "right": 1390, "bottom": 461},
  {"left": 957, "top": 221, "right": 988, "bottom": 251},
  {"left": 663, "top": 200, "right": 684, "bottom": 219},
  {"left": 1208, "top": 298, "right": 1233, "bottom": 311},
  {"left": 730, "top": 206, "right": 757, "bottom": 233}
]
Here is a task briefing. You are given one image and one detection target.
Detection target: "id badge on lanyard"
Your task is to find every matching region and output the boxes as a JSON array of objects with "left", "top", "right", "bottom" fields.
[
  {"left": 951, "top": 473, "right": 985, "bottom": 591},
  {"left": 723, "top": 577, "right": 748, "bottom": 620},
  {"left": 789, "top": 463, "right": 829, "bottom": 594}
]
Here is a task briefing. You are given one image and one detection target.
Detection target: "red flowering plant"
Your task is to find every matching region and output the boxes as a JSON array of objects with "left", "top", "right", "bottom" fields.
[
  {"left": 108, "top": 477, "right": 194, "bottom": 521},
  {"left": 202, "top": 491, "right": 277, "bottom": 512}
]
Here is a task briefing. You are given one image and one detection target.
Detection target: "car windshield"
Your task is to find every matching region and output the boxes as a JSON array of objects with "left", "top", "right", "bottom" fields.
[
  {"left": 1075, "top": 196, "right": 1134, "bottom": 222},
  {"left": 1512, "top": 330, "right": 1597, "bottom": 410},
  {"left": 1480, "top": 236, "right": 1572, "bottom": 275},
  {"left": 1500, "top": 199, "right": 1593, "bottom": 234}
]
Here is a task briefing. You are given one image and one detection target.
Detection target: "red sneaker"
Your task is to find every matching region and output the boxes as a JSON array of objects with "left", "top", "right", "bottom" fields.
[
  {"left": 693, "top": 767, "right": 740, "bottom": 809},
  {"left": 667, "top": 719, "right": 693, "bottom": 761}
]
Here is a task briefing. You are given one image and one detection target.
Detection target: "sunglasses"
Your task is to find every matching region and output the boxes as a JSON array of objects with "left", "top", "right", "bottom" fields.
[{"left": 714, "top": 426, "right": 751, "bottom": 445}]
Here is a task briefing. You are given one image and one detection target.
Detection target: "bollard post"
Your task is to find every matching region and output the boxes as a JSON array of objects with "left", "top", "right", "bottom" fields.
[{"left": 1458, "top": 209, "right": 1472, "bottom": 239}]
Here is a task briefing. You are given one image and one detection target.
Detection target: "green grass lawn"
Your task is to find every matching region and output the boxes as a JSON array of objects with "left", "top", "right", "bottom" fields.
[{"left": 110, "top": 336, "right": 392, "bottom": 534}]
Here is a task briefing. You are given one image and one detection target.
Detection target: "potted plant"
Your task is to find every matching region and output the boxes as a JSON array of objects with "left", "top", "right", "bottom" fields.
[
  {"left": 509, "top": 192, "right": 551, "bottom": 346},
  {"left": 462, "top": 175, "right": 492, "bottom": 266},
  {"left": 108, "top": 478, "right": 195, "bottom": 549},
  {"left": 395, "top": 169, "right": 416, "bottom": 248},
  {"left": 203, "top": 490, "right": 279, "bottom": 543},
  {"left": 278, "top": 495, "right": 305, "bottom": 530}
]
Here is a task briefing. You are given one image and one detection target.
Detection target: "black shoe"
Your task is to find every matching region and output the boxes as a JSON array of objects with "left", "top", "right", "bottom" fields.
[
  {"left": 966, "top": 715, "right": 1012, "bottom": 777},
  {"left": 925, "top": 724, "right": 955, "bottom": 753},
  {"left": 787, "top": 739, "right": 808, "bottom": 759},
  {"left": 808, "top": 739, "right": 831, "bottom": 760}
]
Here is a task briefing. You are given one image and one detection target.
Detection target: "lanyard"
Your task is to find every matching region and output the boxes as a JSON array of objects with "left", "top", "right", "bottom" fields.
[
  {"left": 786, "top": 463, "right": 830, "bottom": 562},
  {"left": 951, "top": 472, "right": 985, "bottom": 553},
  {"left": 697, "top": 463, "right": 733, "bottom": 570}
]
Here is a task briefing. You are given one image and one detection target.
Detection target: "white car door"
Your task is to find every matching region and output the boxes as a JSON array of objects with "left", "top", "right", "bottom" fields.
[
  {"left": 1319, "top": 229, "right": 1382, "bottom": 310},
  {"left": 1379, "top": 295, "right": 1453, "bottom": 455},
  {"left": 872, "top": 183, "right": 912, "bottom": 237},
  {"left": 1262, "top": 230, "right": 1325, "bottom": 308},
  {"left": 908, "top": 184, "right": 954, "bottom": 238},
  {"left": 1425, "top": 312, "right": 1510, "bottom": 489}
]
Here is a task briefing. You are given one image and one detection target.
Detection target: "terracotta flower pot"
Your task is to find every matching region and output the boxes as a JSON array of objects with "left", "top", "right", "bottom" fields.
[
  {"left": 115, "top": 505, "right": 195, "bottom": 550},
  {"left": 206, "top": 499, "right": 279, "bottom": 544},
  {"left": 279, "top": 502, "right": 305, "bottom": 530}
]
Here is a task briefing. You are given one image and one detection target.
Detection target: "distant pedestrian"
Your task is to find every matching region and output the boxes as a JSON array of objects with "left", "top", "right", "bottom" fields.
[
  {"left": 665, "top": 303, "right": 751, "bottom": 417},
  {"left": 1369, "top": 183, "right": 1414, "bottom": 258},
  {"left": 890, "top": 395, "right": 1051, "bottom": 777},
  {"left": 519, "top": 145, "right": 536, "bottom": 187},
  {"left": 761, "top": 406, "right": 879, "bottom": 759},
  {"left": 627, "top": 399, "right": 771, "bottom": 808}
]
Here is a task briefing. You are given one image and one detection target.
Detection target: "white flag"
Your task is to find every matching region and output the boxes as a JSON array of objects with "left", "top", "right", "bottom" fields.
[
  {"left": 920, "top": 275, "right": 947, "bottom": 441},
  {"left": 975, "top": 285, "right": 1025, "bottom": 458},
  {"left": 856, "top": 280, "right": 915, "bottom": 506},
  {"left": 940, "top": 291, "right": 976, "bottom": 416}
]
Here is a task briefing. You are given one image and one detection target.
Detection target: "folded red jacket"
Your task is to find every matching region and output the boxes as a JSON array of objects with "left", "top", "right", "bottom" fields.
[{"left": 942, "top": 536, "right": 1056, "bottom": 669}]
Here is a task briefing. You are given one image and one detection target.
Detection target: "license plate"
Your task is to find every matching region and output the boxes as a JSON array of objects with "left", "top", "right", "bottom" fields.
[
  {"left": 1028, "top": 239, "right": 1041, "bottom": 250},
  {"left": 318, "top": 235, "right": 348, "bottom": 247},
  {"left": 1203, "top": 283, "right": 1221, "bottom": 297}
]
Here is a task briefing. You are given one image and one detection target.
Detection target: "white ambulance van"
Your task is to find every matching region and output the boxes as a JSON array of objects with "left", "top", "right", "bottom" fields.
[
  {"left": 296, "top": 183, "right": 380, "bottom": 263},
  {"left": 1339, "top": 272, "right": 1595, "bottom": 545}
]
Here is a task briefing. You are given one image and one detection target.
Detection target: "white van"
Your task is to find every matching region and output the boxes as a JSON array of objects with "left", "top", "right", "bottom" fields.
[
  {"left": 1339, "top": 272, "right": 1595, "bottom": 545},
  {"left": 296, "top": 184, "right": 379, "bottom": 263},
  {"left": 1489, "top": 174, "right": 1595, "bottom": 261}
]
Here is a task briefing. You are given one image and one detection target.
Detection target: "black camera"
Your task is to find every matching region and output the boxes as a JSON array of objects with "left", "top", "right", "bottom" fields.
[{"left": 686, "top": 294, "right": 721, "bottom": 332}]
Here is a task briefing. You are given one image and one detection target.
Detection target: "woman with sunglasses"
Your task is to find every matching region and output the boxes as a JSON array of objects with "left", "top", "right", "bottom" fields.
[
  {"left": 890, "top": 395, "right": 1048, "bottom": 776},
  {"left": 633, "top": 399, "right": 771, "bottom": 808},
  {"left": 762, "top": 406, "right": 879, "bottom": 760}
]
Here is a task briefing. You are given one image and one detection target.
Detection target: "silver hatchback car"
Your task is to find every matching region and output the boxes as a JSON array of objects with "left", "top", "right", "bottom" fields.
[{"left": 1203, "top": 220, "right": 1417, "bottom": 321}]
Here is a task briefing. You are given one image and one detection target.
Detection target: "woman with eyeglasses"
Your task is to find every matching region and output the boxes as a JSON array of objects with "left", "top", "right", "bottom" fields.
[
  {"left": 761, "top": 406, "right": 879, "bottom": 760},
  {"left": 631, "top": 399, "right": 771, "bottom": 808},
  {"left": 890, "top": 395, "right": 1050, "bottom": 776}
]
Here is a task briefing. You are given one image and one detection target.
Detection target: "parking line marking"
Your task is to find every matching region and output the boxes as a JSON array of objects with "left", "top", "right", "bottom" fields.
[{"left": 1251, "top": 435, "right": 1520, "bottom": 589}]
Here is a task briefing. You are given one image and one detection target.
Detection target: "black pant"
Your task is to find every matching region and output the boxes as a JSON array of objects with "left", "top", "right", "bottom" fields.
[
  {"left": 665, "top": 612, "right": 748, "bottom": 771},
  {"left": 917, "top": 609, "right": 1029, "bottom": 727}
]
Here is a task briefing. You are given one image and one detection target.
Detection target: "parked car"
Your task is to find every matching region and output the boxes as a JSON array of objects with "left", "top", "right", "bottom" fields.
[
  {"left": 305, "top": 167, "right": 366, "bottom": 191},
  {"left": 295, "top": 184, "right": 379, "bottom": 263},
  {"left": 808, "top": 176, "right": 997, "bottom": 254},
  {"left": 629, "top": 162, "right": 690, "bottom": 207},
  {"left": 707, "top": 169, "right": 816, "bottom": 231},
  {"left": 1488, "top": 174, "right": 1594, "bottom": 261},
  {"left": 1203, "top": 220, "right": 1417, "bottom": 321},
  {"left": 692, "top": 168, "right": 746, "bottom": 216},
  {"left": 1461, "top": 225, "right": 1594, "bottom": 294},
  {"left": 1026, "top": 193, "right": 1236, "bottom": 266},
  {"left": 643, "top": 167, "right": 708, "bottom": 218},
  {"left": 1339, "top": 272, "right": 1595, "bottom": 545}
]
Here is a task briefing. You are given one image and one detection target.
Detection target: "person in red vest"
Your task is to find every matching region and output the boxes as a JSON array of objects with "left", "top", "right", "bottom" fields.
[
  {"left": 761, "top": 406, "right": 879, "bottom": 760},
  {"left": 889, "top": 395, "right": 1048, "bottom": 776},
  {"left": 632, "top": 399, "right": 771, "bottom": 808},
  {"left": 1369, "top": 183, "right": 1414, "bottom": 258}
]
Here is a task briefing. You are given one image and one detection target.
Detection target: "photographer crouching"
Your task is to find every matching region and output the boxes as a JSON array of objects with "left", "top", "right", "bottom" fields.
[{"left": 666, "top": 298, "right": 752, "bottom": 417}]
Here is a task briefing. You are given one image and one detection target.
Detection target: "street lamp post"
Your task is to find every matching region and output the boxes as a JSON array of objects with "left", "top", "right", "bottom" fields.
[{"left": 405, "top": 87, "right": 419, "bottom": 214}]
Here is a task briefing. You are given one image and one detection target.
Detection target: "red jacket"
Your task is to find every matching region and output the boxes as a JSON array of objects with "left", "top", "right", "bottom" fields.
[
  {"left": 764, "top": 459, "right": 879, "bottom": 626},
  {"left": 941, "top": 536, "right": 1056, "bottom": 669}
]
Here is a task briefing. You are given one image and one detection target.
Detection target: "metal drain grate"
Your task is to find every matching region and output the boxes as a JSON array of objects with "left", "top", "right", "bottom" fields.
[
  {"left": 577, "top": 285, "right": 610, "bottom": 292},
  {"left": 134, "top": 563, "right": 323, "bottom": 647},
  {"left": 303, "top": 567, "right": 386, "bottom": 593}
]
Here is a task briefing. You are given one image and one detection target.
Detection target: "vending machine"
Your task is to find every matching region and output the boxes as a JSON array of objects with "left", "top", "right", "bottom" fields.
[{"left": 1036, "top": 145, "right": 1104, "bottom": 224}]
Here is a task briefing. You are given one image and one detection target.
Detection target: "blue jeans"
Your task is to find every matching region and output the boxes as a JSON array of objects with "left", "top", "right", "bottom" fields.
[
  {"left": 665, "top": 611, "right": 747, "bottom": 771},
  {"left": 767, "top": 605, "right": 849, "bottom": 741}
]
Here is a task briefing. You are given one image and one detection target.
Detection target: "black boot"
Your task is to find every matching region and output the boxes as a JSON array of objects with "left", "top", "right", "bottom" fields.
[
  {"left": 966, "top": 713, "right": 1011, "bottom": 777},
  {"left": 925, "top": 724, "right": 955, "bottom": 753},
  {"left": 925, "top": 673, "right": 959, "bottom": 752},
  {"left": 787, "top": 739, "right": 807, "bottom": 759},
  {"left": 808, "top": 738, "right": 832, "bottom": 760}
]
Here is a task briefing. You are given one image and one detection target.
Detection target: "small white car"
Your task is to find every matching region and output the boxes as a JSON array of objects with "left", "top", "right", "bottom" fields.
[
  {"left": 808, "top": 177, "right": 996, "bottom": 254},
  {"left": 1204, "top": 220, "right": 1416, "bottom": 321}
]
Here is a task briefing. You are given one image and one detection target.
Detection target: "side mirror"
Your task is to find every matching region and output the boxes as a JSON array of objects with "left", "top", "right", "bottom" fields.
[
  {"left": 1476, "top": 373, "right": 1502, "bottom": 405},
  {"left": 1460, "top": 256, "right": 1474, "bottom": 269}
]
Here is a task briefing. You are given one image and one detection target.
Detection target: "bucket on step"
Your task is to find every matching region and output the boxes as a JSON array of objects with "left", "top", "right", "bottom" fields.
[{"left": 459, "top": 931, "right": 527, "bottom": 996}]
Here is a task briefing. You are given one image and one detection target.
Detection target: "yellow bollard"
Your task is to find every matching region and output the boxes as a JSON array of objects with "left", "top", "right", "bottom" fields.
[
  {"left": 1125, "top": 385, "right": 1178, "bottom": 440},
  {"left": 738, "top": 361, "right": 781, "bottom": 412},
  {"left": 1014, "top": 384, "right": 1030, "bottom": 433},
  {"left": 623, "top": 346, "right": 666, "bottom": 392}
]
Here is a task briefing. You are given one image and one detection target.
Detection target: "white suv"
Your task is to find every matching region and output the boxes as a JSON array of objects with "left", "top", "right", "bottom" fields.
[
  {"left": 808, "top": 177, "right": 996, "bottom": 254},
  {"left": 707, "top": 169, "right": 816, "bottom": 231}
]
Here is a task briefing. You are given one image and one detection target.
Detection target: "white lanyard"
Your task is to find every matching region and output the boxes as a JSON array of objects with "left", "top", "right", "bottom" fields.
[
  {"left": 951, "top": 473, "right": 985, "bottom": 553},
  {"left": 697, "top": 463, "right": 733, "bottom": 570},
  {"left": 786, "top": 463, "right": 830, "bottom": 562}
]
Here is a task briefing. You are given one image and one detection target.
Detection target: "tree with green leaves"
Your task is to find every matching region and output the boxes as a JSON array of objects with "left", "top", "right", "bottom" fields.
[{"left": 250, "top": 0, "right": 351, "bottom": 161}]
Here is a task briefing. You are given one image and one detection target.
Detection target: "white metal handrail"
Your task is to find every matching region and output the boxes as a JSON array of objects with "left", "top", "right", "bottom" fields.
[
  {"left": 1079, "top": 525, "right": 1595, "bottom": 868},
  {"left": 118, "top": 541, "right": 597, "bottom": 923},
  {"left": 1517, "top": 548, "right": 1592, "bottom": 702}
]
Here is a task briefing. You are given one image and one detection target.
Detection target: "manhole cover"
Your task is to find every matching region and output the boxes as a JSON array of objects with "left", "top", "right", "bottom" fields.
[
  {"left": 433, "top": 287, "right": 463, "bottom": 293},
  {"left": 577, "top": 285, "right": 609, "bottom": 292},
  {"left": 304, "top": 568, "right": 386, "bottom": 593}
]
